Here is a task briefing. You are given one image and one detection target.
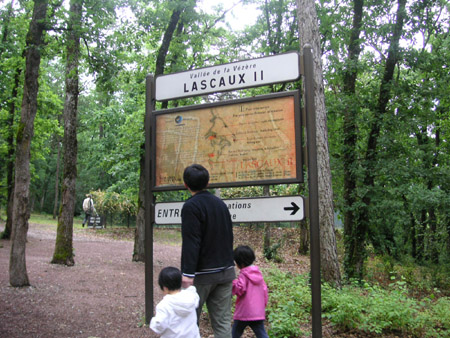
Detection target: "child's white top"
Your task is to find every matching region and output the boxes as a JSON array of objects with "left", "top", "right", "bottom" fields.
[{"left": 150, "top": 286, "right": 200, "bottom": 338}]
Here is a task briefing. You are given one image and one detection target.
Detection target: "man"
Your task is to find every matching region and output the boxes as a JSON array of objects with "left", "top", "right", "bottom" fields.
[
  {"left": 82, "top": 194, "right": 95, "bottom": 227},
  {"left": 181, "top": 164, "right": 235, "bottom": 338}
]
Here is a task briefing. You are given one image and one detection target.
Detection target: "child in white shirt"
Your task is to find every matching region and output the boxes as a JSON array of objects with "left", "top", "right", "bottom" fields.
[{"left": 150, "top": 267, "right": 200, "bottom": 338}]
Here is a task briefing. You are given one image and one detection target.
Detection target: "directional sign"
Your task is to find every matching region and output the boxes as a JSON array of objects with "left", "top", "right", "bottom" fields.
[
  {"left": 155, "top": 52, "right": 300, "bottom": 101},
  {"left": 154, "top": 196, "right": 304, "bottom": 225}
]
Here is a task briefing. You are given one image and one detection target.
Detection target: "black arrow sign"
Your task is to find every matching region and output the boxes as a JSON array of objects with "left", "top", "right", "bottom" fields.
[{"left": 284, "top": 202, "right": 300, "bottom": 215}]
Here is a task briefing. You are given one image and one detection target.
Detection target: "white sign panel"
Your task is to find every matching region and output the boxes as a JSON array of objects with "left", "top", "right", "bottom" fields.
[
  {"left": 155, "top": 196, "right": 304, "bottom": 225},
  {"left": 155, "top": 52, "right": 300, "bottom": 101}
]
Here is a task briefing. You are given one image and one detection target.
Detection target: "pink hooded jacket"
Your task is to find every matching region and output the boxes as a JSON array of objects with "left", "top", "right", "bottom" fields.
[{"left": 232, "top": 265, "right": 268, "bottom": 321}]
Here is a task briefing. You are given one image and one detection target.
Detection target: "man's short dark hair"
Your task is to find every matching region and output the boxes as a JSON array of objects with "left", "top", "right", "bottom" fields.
[
  {"left": 233, "top": 245, "right": 256, "bottom": 268},
  {"left": 183, "top": 164, "right": 209, "bottom": 192},
  {"left": 158, "top": 267, "right": 182, "bottom": 291}
]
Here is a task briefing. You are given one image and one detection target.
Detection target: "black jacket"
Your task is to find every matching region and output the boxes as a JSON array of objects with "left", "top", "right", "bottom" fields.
[{"left": 181, "top": 190, "right": 234, "bottom": 278}]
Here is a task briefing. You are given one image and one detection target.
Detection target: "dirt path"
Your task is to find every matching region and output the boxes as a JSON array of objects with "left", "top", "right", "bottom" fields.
[
  {"left": 0, "top": 223, "right": 180, "bottom": 338},
  {"left": 1, "top": 222, "right": 313, "bottom": 338}
]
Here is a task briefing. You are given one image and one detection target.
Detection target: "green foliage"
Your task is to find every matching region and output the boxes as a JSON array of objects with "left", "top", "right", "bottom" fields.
[
  {"left": 366, "top": 255, "right": 450, "bottom": 294},
  {"left": 322, "top": 279, "right": 450, "bottom": 337},
  {"left": 264, "top": 268, "right": 311, "bottom": 337},
  {"left": 324, "top": 0, "right": 450, "bottom": 278},
  {"left": 430, "top": 297, "right": 450, "bottom": 332},
  {"left": 264, "top": 241, "right": 282, "bottom": 262},
  {"left": 263, "top": 266, "right": 449, "bottom": 337},
  {"left": 89, "top": 190, "right": 136, "bottom": 216},
  {"left": 154, "top": 190, "right": 191, "bottom": 203}
]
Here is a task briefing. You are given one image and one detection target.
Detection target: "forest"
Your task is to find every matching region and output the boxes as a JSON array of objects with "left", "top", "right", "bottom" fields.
[{"left": 0, "top": 0, "right": 449, "bottom": 336}]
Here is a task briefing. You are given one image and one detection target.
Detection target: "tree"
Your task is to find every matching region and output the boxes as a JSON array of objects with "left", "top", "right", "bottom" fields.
[
  {"left": 51, "top": 0, "right": 83, "bottom": 266},
  {"left": 134, "top": 0, "right": 197, "bottom": 262},
  {"left": 321, "top": 0, "right": 450, "bottom": 274},
  {"left": 341, "top": 0, "right": 364, "bottom": 279},
  {"left": 10, "top": 0, "right": 49, "bottom": 287},
  {"left": 0, "top": 0, "right": 25, "bottom": 240},
  {"left": 349, "top": 0, "right": 407, "bottom": 279},
  {"left": 133, "top": 3, "right": 189, "bottom": 261},
  {"left": 133, "top": 2, "right": 189, "bottom": 261},
  {"left": 296, "top": 0, "right": 341, "bottom": 287}
]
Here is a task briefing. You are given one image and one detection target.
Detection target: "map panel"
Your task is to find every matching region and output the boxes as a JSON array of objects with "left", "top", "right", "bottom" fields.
[{"left": 154, "top": 95, "right": 298, "bottom": 187}]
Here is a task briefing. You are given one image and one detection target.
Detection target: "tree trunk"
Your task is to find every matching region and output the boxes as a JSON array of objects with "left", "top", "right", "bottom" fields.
[
  {"left": 133, "top": 150, "right": 146, "bottom": 262},
  {"left": 52, "top": 139, "right": 61, "bottom": 219},
  {"left": 298, "top": 219, "right": 309, "bottom": 255},
  {"left": 296, "top": 0, "right": 341, "bottom": 287},
  {"left": 356, "top": 0, "right": 406, "bottom": 277},
  {"left": 155, "top": 8, "right": 183, "bottom": 77},
  {"left": 10, "top": 0, "right": 49, "bottom": 287},
  {"left": 52, "top": 0, "right": 82, "bottom": 266},
  {"left": 341, "top": 0, "right": 364, "bottom": 280}
]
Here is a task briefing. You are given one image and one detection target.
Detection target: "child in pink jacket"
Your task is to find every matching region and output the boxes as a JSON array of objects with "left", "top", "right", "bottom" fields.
[{"left": 232, "top": 245, "right": 269, "bottom": 338}]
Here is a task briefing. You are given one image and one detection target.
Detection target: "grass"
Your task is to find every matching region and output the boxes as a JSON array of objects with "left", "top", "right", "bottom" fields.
[
  {"left": 28, "top": 213, "right": 59, "bottom": 227},
  {"left": 27, "top": 213, "right": 182, "bottom": 245},
  {"left": 153, "top": 227, "right": 182, "bottom": 245}
]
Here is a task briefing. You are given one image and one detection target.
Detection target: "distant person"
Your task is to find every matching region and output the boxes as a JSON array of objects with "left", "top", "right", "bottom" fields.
[
  {"left": 82, "top": 194, "right": 95, "bottom": 227},
  {"left": 150, "top": 266, "right": 200, "bottom": 338},
  {"left": 181, "top": 164, "right": 235, "bottom": 337},
  {"left": 232, "top": 245, "right": 269, "bottom": 338}
]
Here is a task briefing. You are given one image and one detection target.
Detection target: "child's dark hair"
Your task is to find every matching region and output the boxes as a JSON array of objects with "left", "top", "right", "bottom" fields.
[
  {"left": 183, "top": 164, "right": 209, "bottom": 192},
  {"left": 158, "top": 267, "right": 182, "bottom": 291},
  {"left": 233, "top": 245, "right": 256, "bottom": 268}
]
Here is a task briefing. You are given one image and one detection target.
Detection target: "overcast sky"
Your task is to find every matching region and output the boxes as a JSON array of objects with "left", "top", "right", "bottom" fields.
[{"left": 198, "top": 0, "right": 260, "bottom": 30}]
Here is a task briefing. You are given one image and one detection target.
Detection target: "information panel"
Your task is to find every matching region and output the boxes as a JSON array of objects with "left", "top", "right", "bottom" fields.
[{"left": 153, "top": 91, "right": 302, "bottom": 189}]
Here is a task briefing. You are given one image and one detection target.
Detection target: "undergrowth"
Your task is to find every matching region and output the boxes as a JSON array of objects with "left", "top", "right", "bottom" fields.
[{"left": 264, "top": 268, "right": 450, "bottom": 337}]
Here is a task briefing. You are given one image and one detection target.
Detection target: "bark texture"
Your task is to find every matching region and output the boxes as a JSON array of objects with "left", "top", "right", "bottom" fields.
[
  {"left": 52, "top": 0, "right": 83, "bottom": 266},
  {"left": 296, "top": 0, "right": 341, "bottom": 286},
  {"left": 10, "top": 0, "right": 49, "bottom": 287},
  {"left": 133, "top": 151, "right": 146, "bottom": 262}
]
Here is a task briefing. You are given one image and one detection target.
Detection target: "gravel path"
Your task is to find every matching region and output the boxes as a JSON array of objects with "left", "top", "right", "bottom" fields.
[{"left": 0, "top": 223, "right": 180, "bottom": 338}]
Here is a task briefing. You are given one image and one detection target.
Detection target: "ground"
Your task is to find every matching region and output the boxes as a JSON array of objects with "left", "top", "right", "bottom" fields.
[
  {"left": 0, "top": 222, "right": 402, "bottom": 338},
  {"left": 0, "top": 222, "right": 311, "bottom": 338}
]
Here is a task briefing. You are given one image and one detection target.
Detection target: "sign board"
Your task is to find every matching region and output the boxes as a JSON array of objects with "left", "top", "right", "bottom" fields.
[
  {"left": 155, "top": 52, "right": 300, "bottom": 101},
  {"left": 153, "top": 91, "right": 302, "bottom": 190},
  {"left": 155, "top": 196, "right": 304, "bottom": 225},
  {"left": 87, "top": 216, "right": 103, "bottom": 229}
]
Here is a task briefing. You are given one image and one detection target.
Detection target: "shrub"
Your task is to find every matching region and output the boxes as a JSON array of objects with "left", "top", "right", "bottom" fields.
[
  {"left": 322, "top": 278, "right": 450, "bottom": 337},
  {"left": 264, "top": 268, "right": 311, "bottom": 337}
]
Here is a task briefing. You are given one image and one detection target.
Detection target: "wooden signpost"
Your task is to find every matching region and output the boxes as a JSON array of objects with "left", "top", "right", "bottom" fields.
[{"left": 145, "top": 48, "right": 322, "bottom": 337}]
